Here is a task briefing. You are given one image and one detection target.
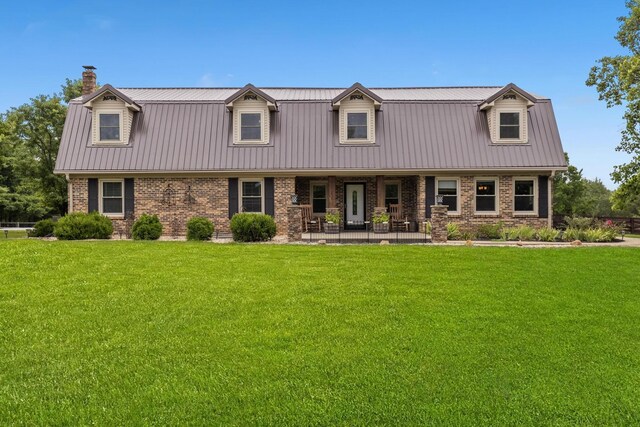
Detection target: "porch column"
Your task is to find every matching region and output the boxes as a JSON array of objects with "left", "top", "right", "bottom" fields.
[
  {"left": 430, "top": 204, "right": 448, "bottom": 243},
  {"left": 287, "top": 205, "right": 303, "bottom": 241},
  {"left": 328, "top": 176, "right": 337, "bottom": 208},
  {"left": 376, "top": 175, "right": 385, "bottom": 209}
]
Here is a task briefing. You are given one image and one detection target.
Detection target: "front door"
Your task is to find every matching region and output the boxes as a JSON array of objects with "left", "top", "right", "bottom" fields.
[{"left": 345, "top": 183, "right": 365, "bottom": 229}]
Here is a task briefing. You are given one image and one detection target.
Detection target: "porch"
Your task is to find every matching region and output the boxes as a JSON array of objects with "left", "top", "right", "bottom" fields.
[{"left": 295, "top": 175, "right": 422, "bottom": 232}]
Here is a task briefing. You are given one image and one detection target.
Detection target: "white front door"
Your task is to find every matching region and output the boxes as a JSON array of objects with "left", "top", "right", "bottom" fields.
[{"left": 345, "top": 184, "right": 365, "bottom": 227}]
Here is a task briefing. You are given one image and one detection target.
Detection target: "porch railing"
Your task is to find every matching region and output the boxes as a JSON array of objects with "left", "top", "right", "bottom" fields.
[{"left": 304, "top": 219, "right": 430, "bottom": 244}]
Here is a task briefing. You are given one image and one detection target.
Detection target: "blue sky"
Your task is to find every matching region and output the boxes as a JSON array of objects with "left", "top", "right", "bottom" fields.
[{"left": 0, "top": 0, "right": 630, "bottom": 187}]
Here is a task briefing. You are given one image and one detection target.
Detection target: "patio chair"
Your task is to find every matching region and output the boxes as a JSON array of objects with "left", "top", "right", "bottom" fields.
[
  {"left": 300, "top": 204, "right": 320, "bottom": 232},
  {"left": 389, "top": 204, "right": 409, "bottom": 232}
]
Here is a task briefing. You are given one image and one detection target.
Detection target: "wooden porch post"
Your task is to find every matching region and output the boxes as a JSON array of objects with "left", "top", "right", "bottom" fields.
[
  {"left": 376, "top": 175, "right": 385, "bottom": 209},
  {"left": 328, "top": 176, "right": 337, "bottom": 208}
]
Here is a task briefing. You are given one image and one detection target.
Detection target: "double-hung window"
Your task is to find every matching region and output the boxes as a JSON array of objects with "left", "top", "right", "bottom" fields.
[
  {"left": 437, "top": 179, "right": 458, "bottom": 213},
  {"left": 100, "top": 180, "right": 123, "bottom": 216},
  {"left": 99, "top": 113, "right": 121, "bottom": 142},
  {"left": 240, "top": 179, "right": 263, "bottom": 213},
  {"left": 240, "top": 113, "right": 262, "bottom": 141},
  {"left": 499, "top": 112, "right": 520, "bottom": 140},
  {"left": 514, "top": 179, "right": 535, "bottom": 213},
  {"left": 475, "top": 179, "right": 497, "bottom": 213},
  {"left": 384, "top": 182, "right": 400, "bottom": 209},
  {"left": 311, "top": 183, "right": 327, "bottom": 215},
  {"left": 347, "top": 112, "right": 368, "bottom": 140}
]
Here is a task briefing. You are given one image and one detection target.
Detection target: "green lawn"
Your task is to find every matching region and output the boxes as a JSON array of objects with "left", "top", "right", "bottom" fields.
[
  {"left": 0, "top": 229, "right": 28, "bottom": 239},
  {"left": 1, "top": 241, "right": 639, "bottom": 425}
]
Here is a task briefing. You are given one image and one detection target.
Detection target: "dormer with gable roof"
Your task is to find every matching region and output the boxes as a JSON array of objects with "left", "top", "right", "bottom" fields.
[
  {"left": 82, "top": 83, "right": 141, "bottom": 146},
  {"left": 225, "top": 84, "right": 278, "bottom": 145},
  {"left": 332, "top": 82, "right": 382, "bottom": 145},
  {"left": 478, "top": 83, "right": 536, "bottom": 144}
]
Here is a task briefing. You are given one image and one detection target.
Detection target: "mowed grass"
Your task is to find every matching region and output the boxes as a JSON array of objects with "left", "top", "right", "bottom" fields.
[
  {"left": 0, "top": 229, "right": 28, "bottom": 239},
  {"left": 1, "top": 241, "right": 639, "bottom": 425}
]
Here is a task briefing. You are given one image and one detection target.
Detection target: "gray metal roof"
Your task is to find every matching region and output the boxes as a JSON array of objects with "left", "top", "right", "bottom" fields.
[{"left": 56, "top": 88, "right": 566, "bottom": 173}]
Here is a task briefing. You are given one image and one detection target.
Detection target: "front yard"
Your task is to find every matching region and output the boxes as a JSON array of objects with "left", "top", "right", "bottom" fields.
[{"left": 1, "top": 241, "right": 639, "bottom": 425}]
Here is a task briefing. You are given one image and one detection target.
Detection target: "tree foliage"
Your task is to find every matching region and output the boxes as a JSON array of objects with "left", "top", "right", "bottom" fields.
[
  {"left": 586, "top": 0, "right": 640, "bottom": 210},
  {"left": 0, "top": 79, "right": 84, "bottom": 221},
  {"left": 553, "top": 154, "right": 618, "bottom": 217}
]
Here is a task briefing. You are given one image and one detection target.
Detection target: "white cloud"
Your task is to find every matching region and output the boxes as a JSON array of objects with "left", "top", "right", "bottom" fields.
[{"left": 199, "top": 73, "right": 215, "bottom": 86}]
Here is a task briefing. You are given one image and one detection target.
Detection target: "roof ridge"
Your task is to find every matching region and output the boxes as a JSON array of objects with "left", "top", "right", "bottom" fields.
[{"left": 115, "top": 86, "right": 505, "bottom": 90}]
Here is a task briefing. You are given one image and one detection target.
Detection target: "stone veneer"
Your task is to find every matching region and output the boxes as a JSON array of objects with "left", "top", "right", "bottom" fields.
[{"left": 69, "top": 176, "right": 295, "bottom": 237}]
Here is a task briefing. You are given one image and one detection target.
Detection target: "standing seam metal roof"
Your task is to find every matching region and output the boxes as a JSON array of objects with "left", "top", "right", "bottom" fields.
[{"left": 57, "top": 87, "right": 565, "bottom": 173}]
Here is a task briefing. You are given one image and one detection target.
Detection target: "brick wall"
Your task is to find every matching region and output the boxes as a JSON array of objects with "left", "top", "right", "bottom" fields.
[{"left": 69, "top": 176, "right": 294, "bottom": 237}]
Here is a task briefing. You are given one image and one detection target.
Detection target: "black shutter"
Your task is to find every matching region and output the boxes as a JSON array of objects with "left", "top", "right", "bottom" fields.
[
  {"left": 228, "top": 178, "right": 238, "bottom": 219},
  {"left": 264, "top": 177, "right": 275, "bottom": 217},
  {"left": 124, "top": 178, "right": 134, "bottom": 218},
  {"left": 88, "top": 178, "right": 99, "bottom": 212},
  {"left": 425, "top": 176, "right": 435, "bottom": 218},
  {"left": 538, "top": 176, "right": 549, "bottom": 218}
]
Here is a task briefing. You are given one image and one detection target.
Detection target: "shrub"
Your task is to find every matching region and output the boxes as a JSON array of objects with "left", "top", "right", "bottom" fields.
[
  {"left": 515, "top": 225, "right": 536, "bottom": 241},
  {"left": 132, "top": 214, "right": 163, "bottom": 240},
  {"left": 31, "top": 218, "right": 56, "bottom": 237},
  {"left": 536, "top": 227, "right": 561, "bottom": 242},
  {"left": 424, "top": 221, "right": 432, "bottom": 234},
  {"left": 186, "top": 217, "right": 215, "bottom": 241},
  {"left": 230, "top": 213, "right": 276, "bottom": 242},
  {"left": 53, "top": 212, "right": 113, "bottom": 240},
  {"left": 500, "top": 227, "right": 517, "bottom": 241},
  {"left": 562, "top": 227, "right": 584, "bottom": 242},
  {"left": 476, "top": 222, "right": 504, "bottom": 239},
  {"left": 565, "top": 216, "right": 596, "bottom": 230},
  {"left": 460, "top": 230, "right": 477, "bottom": 240},
  {"left": 446, "top": 222, "right": 461, "bottom": 240}
]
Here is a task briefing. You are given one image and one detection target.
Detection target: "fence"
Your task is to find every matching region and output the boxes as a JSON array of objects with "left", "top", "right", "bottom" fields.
[
  {"left": 304, "top": 220, "right": 431, "bottom": 244},
  {"left": 0, "top": 221, "right": 36, "bottom": 228},
  {"left": 552, "top": 216, "right": 640, "bottom": 233}
]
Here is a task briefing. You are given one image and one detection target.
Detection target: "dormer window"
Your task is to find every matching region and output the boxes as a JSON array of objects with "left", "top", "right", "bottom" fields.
[
  {"left": 240, "top": 112, "right": 262, "bottom": 141},
  {"left": 347, "top": 112, "right": 368, "bottom": 140},
  {"left": 499, "top": 112, "right": 520, "bottom": 139},
  {"left": 99, "top": 113, "right": 121, "bottom": 141}
]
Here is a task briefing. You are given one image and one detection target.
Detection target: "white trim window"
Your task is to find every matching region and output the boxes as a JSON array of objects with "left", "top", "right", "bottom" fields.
[
  {"left": 514, "top": 178, "right": 536, "bottom": 214},
  {"left": 475, "top": 178, "right": 498, "bottom": 214},
  {"left": 239, "top": 179, "right": 264, "bottom": 213},
  {"left": 99, "top": 179, "right": 124, "bottom": 216},
  {"left": 436, "top": 178, "right": 459, "bottom": 214},
  {"left": 98, "top": 111, "right": 123, "bottom": 143},
  {"left": 498, "top": 111, "right": 521, "bottom": 140},
  {"left": 384, "top": 181, "right": 400, "bottom": 209},
  {"left": 346, "top": 111, "right": 368, "bottom": 140},
  {"left": 240, "top": 112, "right": 262, "bottom": 142},
  {"left": 311, "top": 182, "right": 327, "bottom": 216}
]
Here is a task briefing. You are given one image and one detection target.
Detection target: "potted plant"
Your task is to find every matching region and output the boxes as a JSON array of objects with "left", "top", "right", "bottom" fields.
[
  {"left": 372, "top": 212, "right": 390, "bottom": 233},
  {"left": 324, "top": 212, "right": 340, "bottom": 234}
]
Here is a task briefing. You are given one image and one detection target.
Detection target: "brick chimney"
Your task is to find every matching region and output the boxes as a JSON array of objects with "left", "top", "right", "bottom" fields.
[{"left": 82, "top": 65, "right": 97, "bottom": 95}]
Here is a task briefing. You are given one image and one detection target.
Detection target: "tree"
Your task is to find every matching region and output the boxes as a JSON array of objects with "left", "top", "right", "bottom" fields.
[
  {"left": 553, "top": 153, "right": 586, "bottom": 216},
  {"left": 0, "top": 78, "right": 84, "bottom": 220},
  {"left": 586, "top": 1, "right": 640, "bottom": 211}
]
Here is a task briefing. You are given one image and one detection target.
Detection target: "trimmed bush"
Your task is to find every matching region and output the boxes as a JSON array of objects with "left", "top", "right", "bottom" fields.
[
  {"left": 54, "top": 212, "right": 113, "bottom": 240},
  {"left": 132, "top": 214, "right": 163, "bottom": 240},
  {"left": 230, "top": 213, "right": 277, "bottom": 242},
  {"left": 31, "top": 218, "right": 56, "bottom": 237},
  {"left": 187, "top": 217, "right": 214, "bottom": 241}
]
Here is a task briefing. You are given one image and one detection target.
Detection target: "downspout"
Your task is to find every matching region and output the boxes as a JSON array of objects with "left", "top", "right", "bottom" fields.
[
  {"left": 66, "top": 174, "right": 73, "bottom": 213},
  {"left": 548, "top": 171, "right": 555, "bottom": 228}
]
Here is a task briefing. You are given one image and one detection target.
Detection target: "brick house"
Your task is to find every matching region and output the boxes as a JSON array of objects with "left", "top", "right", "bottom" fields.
[{"left": 55, "top": 66, "right": 566, "bottom": 237}]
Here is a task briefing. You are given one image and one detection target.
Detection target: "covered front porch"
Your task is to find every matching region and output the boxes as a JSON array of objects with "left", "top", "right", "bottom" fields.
[{"left": 295, "top": 175, "right": 421, "bottom": 232}]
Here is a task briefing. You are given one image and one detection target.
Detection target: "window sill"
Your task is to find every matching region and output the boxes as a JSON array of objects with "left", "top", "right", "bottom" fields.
[
  {"left": 234, "top": 141, "right": 269, "bottom": 146},
  {"left": 474, "top": 212, "right": 500, "bottom": 216},
  {"left": 92, "top": 142, "right": 128, "bottom": 146},
  {"left": 102, "top": 214, "right": 124, "bottom": 219},
  {"left": 513, "top": 212, "right": 538, "bottom": 217}
]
